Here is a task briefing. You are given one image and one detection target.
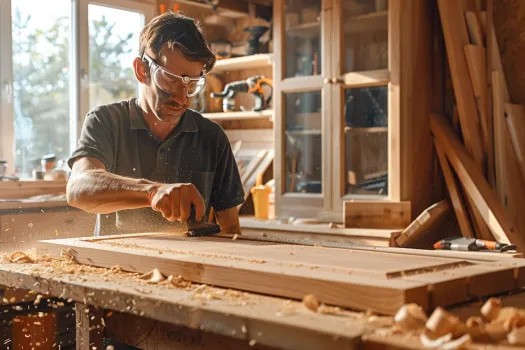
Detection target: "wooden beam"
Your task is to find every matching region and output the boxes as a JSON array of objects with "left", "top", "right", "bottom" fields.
[
  {"left": 343, "top": 201, "right": 411, "bottom": 229},
  {"left": 434, "top": 141, "right": 475, "bottom": 239},
  {"left": 504, "top": 103, "right": 525, "bottom": 185},
  {"left": 75, "top": 303, "right": 103, "bottom": 350},
  {"left": 437, "top": 0, "right": 485, "bottom": 169},
  {"left": 464, "top": 44, "right": 489, "bottom": 157},
  {"left": 431, "top": 113, "right": 524, "bottom": 250},
  {"left": 395, "top": 200, "right": 451, "bottom": 248},
  {"left": 465, "top": 11, "right": 485, "bottom": 46}
]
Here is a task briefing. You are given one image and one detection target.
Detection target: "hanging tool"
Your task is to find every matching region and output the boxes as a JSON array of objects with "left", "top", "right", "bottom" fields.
[
  {"left": 210, "top": 75, "right": 273, "bottom": 112},
  {"left": 433, "top": 237, "right": 516, "bottom": 252}
]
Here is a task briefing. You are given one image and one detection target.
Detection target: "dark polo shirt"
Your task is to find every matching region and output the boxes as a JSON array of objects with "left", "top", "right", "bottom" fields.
[{"left": 68, "top": 98, "right": 244, "bottom": 234}]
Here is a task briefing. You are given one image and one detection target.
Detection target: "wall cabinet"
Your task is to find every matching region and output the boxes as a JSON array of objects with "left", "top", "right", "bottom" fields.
[{"left": 273, "top": 0, "right": 435, "bottom": 221}]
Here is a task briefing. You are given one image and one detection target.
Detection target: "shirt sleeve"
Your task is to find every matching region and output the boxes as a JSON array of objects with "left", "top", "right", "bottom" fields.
[
  {"left": 210, "top": 127, "right": 245, "bottom": 212},
  {"left": 67, "top": 110, "right": 115, "bottom": 171}
]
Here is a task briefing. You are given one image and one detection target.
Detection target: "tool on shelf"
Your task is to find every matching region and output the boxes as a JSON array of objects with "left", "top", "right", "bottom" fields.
[
  {"left": 210, "top": 75, "right": 273, "bottom": 112},
  {"left": 244, "top": 25, "right": 270, "bottom": 55},
  {"left": 433, "top": 237, "right": 516, "bottom": 252}
]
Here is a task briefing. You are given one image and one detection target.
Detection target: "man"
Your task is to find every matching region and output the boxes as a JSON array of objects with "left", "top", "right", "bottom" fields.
[{"left": 66, "top": 11, "right": 244, "bottom": 235}]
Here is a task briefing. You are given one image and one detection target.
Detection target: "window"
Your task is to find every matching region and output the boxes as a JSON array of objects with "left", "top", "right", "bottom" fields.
[{"left": 0, "top": 0, "right": 154, "bottom": 178}]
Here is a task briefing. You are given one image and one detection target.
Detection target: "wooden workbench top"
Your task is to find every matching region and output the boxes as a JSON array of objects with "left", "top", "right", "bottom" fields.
[{"left": 0, "top": 256, "right": 524, "bottom": 349}]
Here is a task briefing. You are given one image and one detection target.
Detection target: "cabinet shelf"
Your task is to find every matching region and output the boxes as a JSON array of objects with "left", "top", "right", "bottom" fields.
[
  {"left": 286, "top": 129, "right": 322, "bottom": 136},
  {"left": 344, "top": 11, "right": 388, "bottom": 35},
  {"left": 203, "top": 109, "right": 273, "bottom": 121},
  {"left": 286, "top": 21, "right": 321, "bottom": 39},
  {"left": 211, "top": 54, "right": 273, "bottom": 74},
  {"left": 344, "top": 126, "right": 388, "bottom": 133}
]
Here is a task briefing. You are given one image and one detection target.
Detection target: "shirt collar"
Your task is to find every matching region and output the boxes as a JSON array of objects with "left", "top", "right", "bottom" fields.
[{"left": 129, "top": 98, "right": 198, "bottom": 133}]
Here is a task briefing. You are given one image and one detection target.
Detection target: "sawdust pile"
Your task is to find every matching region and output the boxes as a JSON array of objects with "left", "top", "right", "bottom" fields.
[{"left": 381, "top": 299, "right": 525, "bottom": 349}]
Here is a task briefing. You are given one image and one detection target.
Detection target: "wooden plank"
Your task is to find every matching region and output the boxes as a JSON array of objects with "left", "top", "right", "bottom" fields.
[
  {"left": 203, "top": 110, "right": 273, "bottom": 121},
  {"left": 395, "top": 200, "right": 451, "bottom": 248},
  {"left": 485, "top": 3, "right": 495, "bottom": 188},
  {"left": 431, "top": 113, "right": 524, "bottom": 250},
  {"left": 464, "top": 44, "right": 489, "bottom": 156},
  {"left": 437, "top": 0, "right": 485, "bottom": 169},
  {"left": 37, "top": 236, "right": 431, "bottom": 315},
  {"left": 465, "top": 11, "right": 485, "bottom": 46},
  {"left": 492, "top": 70, "right": 509, "bottom": 204},
  {"left": 464, "top": 191, "right": 496, "bottom": 241},
  {"left": 434, "top": 141, "right": 475, "bottom": 238},
  {"left": 0, "top": 264, "right": 365, "bottom": 350},
  {"left": 504, "top": 103, "right": 525, "bottom": 185},
  {"left": 75, "top": 303, "right": 103, "bottom": 350},
  {"left": 211, "top": 54, "right": 273, "bottom": 74},
  {"left": 0, "top": 180, "right": 67, "bottom": 200},
  {"left": 343, "top": 201, "right": 411, "bottom": 229}
]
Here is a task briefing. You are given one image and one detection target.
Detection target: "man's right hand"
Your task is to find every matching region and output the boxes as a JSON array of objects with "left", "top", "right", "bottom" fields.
[{"left": 148, "top": 183, "right": 206, "bottom": 222}]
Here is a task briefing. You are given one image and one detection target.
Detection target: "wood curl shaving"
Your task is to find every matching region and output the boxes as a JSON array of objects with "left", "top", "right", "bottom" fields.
[
  {"left": 138, "top": 268, "right": 166, "bottom": 284},
  {"left": 9, "top": 252, "right": 34, "bottom": 264}
]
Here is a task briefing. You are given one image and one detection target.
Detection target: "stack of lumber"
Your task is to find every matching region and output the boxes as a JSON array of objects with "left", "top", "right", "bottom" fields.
[{"left": 424, "top": 0, "right": 525, "bottom": 253}]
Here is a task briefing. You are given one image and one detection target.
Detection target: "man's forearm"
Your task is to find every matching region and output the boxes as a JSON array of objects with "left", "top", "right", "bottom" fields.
[{"left": 67, "top": 169, "right": 159, "bottom": 214}]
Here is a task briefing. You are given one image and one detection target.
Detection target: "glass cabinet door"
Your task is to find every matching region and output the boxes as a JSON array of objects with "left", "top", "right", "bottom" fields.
[
  {"left": 284, "top": 91, "right": 322, "bottom": 194},
  {"left": 336, "top": 0, "right": 389, "bottom": 200},
  {"left": 284, "top": 0, "right": 322, "bottom": 78}
]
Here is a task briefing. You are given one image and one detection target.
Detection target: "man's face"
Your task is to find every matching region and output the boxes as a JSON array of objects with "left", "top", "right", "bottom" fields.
[{"left": 141, "top": 48, "right": 204, "bottom": 124}]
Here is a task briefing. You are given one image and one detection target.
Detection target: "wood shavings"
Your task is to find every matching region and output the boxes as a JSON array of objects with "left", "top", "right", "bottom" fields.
[
  {"left": 425, "top": 307, "right": 464, "bottom": 338},
  {"left": 302, "top": 294, "right": 319, "bottom": 312},
  {"left": 60, "top": 248, "right": 78, "bottom": 263},
  {"left": 318, "top": 304, "right": 345, "bottom": 316},
  {"left": 9, "top": 252, "right": 34, "bottom": 264},
  {"left": 33, "top": 295, "right": 42, "bottom": 305},
  {"left": 249, "top": 340, "right": 256, "bottom": 346},
  {"left": 420, "top": 332, "right": 453, "bottom": 348},
  {"left": 481, "top": 297, "right": 501, "bottom": 321},
  {"left": 394, "top": 304, "right": 427, "bottom": 331},
  {"left": 508, "top": 325, "right": 525, "bottom": 345},
  {"left": 440, "top": 333, "right": 472, "bottom": 350},
  {"left": 138, "top": 268, "right": 166, "bottom": 284}
]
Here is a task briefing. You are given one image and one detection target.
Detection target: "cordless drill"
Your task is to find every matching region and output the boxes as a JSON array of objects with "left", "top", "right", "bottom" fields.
[{"left": 211, "top": 75, "right": 273, "bottom": 112}]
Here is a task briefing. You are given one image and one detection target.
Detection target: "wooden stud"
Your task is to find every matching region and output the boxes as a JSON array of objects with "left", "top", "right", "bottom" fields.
[
  {"left": 75, "top": 303, "right": 103, "bottom": 350},
  {"left": 434, "top": 141, "right": 475, "bottom": 239},
  {"left": 437, "top": 0, "right": 485, "bottom": 169},
  {"left": 464, "top": 44, "right": 489, "bottom": 158},
  {"left": 343, "top": 201, "right": 411, "bottom": 229},
  {"left": 492, "top": 70, "right": 508, "bottom": 205},
  {"left": 431, "top": 113, "right": 524, "bottom": 250},
  {"left": 504, "top": 103, "right": 525, "bottom": 185},
  {"left": 396, "top": 200, "right": 451, "bottom": 248},
  {"left": 465, "top": 11, "right": 485, "bottom": 46}
]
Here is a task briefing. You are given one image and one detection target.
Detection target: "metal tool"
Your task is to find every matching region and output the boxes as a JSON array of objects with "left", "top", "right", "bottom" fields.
[
  {"left": 210, "top": 75, "right": 273, "bottom": 112},
  {"left": 433, "top": 237, "right": 516, "bottom": 252},
  {"left": 184, "top": 204, "right": 221, "bottom": 237}
]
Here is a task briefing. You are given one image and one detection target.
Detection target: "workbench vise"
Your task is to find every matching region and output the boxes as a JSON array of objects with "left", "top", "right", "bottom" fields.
[{"left": 211, "top": 75, "right": 273, "bottom": 112}]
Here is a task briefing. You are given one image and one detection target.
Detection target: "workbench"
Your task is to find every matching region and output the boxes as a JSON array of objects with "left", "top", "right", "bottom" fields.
[{"left": 0, "top": 257, "right": 523, "bottom": 350}]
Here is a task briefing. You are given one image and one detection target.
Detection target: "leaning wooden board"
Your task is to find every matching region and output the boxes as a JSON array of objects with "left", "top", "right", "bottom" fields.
[{"left": 37, "top": 234, "right": 525, "bottom": 315}]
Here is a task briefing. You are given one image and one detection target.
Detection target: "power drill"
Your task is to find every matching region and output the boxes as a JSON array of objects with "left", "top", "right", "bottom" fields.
[{"left": 211, "top": 75, "right": 273, "bottom": 112}]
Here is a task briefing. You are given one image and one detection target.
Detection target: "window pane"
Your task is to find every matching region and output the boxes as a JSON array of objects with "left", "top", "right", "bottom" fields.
[
  {"left": 285, "top": 91, "right": 322, "bottom": 193},
  {"left": 342, "top": 0, "right": 388, "bottom": 72},
  {"left": 284, "top": 0, "right": 322, "bottom": 78},
  {"left": 11, "top": 0, "right": 71, "bottom": 176},
  {"left": 344, "top": 86, "right": 388, "bottom": 195},
  {"left": 89, "top": 5, "right": 141, "bottom": 110}
]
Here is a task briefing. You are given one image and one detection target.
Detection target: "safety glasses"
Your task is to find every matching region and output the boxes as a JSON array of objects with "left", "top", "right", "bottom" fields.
[{"left": 142, "top": 54, "right": 206, "bottom": 97}]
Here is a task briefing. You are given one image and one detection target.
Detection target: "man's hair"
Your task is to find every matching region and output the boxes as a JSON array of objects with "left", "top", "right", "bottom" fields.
[{"left": 139, "top": 11, "right": 216, "bottom": 73}]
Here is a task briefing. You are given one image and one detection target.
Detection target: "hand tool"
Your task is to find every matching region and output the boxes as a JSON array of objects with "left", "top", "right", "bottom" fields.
[
  {"left": 184, "top": 204, "right": 221, "bottom": 237},
  {"left": 433, "top": 237, "right": 516, "bottom": 252},
  {"left": 149, "top": 188, "right": 220, "bottom": 237}
]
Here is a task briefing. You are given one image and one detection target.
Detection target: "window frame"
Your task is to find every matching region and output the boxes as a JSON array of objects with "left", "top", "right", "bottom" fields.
[{"left": 0, "top": 0, "right": 154, "bottom": 177}]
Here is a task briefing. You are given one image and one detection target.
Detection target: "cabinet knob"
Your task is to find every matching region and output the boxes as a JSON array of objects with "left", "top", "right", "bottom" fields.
[
  {"left": 323, "top": 78, "right": 332, "bottom": 84},
  {"left": 332, "top": 78, "right": 344, "bottom": 84}
]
